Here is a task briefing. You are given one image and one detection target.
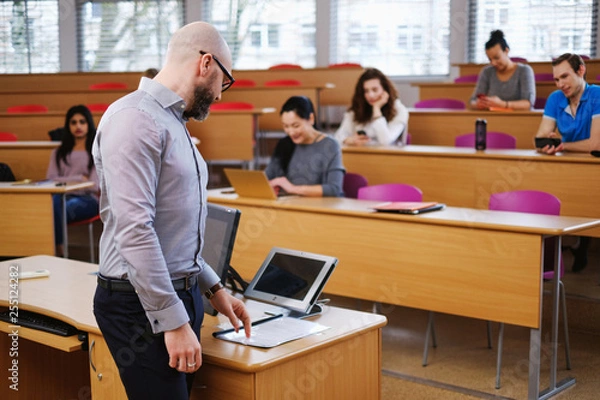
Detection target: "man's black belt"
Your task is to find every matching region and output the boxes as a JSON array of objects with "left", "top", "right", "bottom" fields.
[{"left": 97, "top": 274, "right": 198, "bottom": 292}]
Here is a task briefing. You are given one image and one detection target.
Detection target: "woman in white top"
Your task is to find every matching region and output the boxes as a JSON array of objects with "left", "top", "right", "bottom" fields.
[{"left": 335, "top": 68, "right": 408, "bottom": 146}]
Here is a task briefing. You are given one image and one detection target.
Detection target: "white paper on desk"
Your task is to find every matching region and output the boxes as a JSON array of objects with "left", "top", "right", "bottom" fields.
[{"left": 215, "top": 316, "right": 330, "bottom": 348}]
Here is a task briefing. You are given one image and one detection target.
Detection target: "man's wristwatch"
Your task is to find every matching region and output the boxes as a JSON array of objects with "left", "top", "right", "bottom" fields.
[{"left": 204, "top": 282, "right": 224, "bottom": 299}]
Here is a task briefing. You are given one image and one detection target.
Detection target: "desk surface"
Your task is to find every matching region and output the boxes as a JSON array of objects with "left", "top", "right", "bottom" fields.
[{"left": 0, "top": 180, "right": 94, "bottom": 193}]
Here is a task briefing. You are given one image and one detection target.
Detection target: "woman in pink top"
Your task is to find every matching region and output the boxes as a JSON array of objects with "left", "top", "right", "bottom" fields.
[{"left": 46, "top": 105, "right": 99, "bottom": 256}]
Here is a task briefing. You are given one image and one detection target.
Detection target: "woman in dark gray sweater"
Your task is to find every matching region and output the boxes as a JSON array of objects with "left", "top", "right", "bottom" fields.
[{"left": 265, "top": 96, "right": 345, "bottom": 197}]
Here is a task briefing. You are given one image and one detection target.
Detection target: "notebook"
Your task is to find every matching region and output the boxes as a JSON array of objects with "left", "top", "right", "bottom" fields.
[
  {"left": 223, "top": 168, "right": 285, "bottom": 200},
  {"left": 372, "top": 201, "right": 446, "bottom": 215}
]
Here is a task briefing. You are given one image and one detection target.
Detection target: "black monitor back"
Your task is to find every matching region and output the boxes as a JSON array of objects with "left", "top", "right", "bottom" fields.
[{"left": 201, "top": 203, "right": 241, "bottom": 315}]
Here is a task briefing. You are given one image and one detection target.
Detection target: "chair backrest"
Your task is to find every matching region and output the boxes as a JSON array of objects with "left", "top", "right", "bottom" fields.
[
  {"left": 328, "top": 62, "right": 362, "bottom": 68},
  {"left": 86, "top": 103, "right": 110, "bottom": 112},
  {"left": 454, "top": 132, "right": 517, "bottom": 149},
  {"left": 268, "top": 63, "right": 303, "bottom": 70},
  {"left": 0, "top": 132, "right": 18, "bottom": 142},
  {"left": 453, "top": 74, "right": 478, "bottom": 83},
  {"left": 7, "top": 104, "right": 48, "bottom": 113},
  {"left": 534, "top": 73, "right": 554, "bottom": 82},
  {"left": 232, "top": 79, "right": 257, "bottom": 88},
  {"left": 534, "top": 97, "right": 547, "bottom": 110},
  {"left": 0, "top": 162, "right": 16, "bottom": 182},
  {"left": 579, "top": 54, "right": 590, "bottom": 60},
  {"left": 264, "top": 79, "right": 302, "bottom": 87},
  {"left": 488, "top": 190, "right": 562, "bottom": 277},
  {"left": 210, "top": 101, "right": 254, "bottom": 111},
  {"left": 406, "top": 133, "right": 412, "bottom": 145},
  {"left": 343, "top": 173, "right": 368, "bottom": 199},
  {"left": 510, "top": 57, "right": 528, "bottom": 63},
  {"left": 89, "top": 82, "right": 128, "bottom": 90},
  {"left": 357, "top": 183, "right": 423, "bottom": 202},
  {"left": 414, "top": 98, "right": 466, "bottom": 109}
]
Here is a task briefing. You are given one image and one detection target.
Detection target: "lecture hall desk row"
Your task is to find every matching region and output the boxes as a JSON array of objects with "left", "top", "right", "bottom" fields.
[
  {"left": 453, "top": 59, "right": 600, "bottom": 79},
  {"left": 342, "top": 144, "right": 600, "bottom": 237},
  {"left": 407, "top": 108, "right": 543, "bottom": 149}
]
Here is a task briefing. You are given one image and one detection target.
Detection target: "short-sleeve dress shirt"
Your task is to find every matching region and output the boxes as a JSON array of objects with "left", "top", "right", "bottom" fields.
[
  {"left": 543, "top": 84, "right": 600, "bottom": 142},
  {"left": 92, "top": 77, "right": 220, "bottom": 333}
]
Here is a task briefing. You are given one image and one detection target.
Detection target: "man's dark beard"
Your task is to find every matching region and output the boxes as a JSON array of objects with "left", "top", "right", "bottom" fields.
[{"left": 183, "top": 86, "right": 214, "bottom": 121}]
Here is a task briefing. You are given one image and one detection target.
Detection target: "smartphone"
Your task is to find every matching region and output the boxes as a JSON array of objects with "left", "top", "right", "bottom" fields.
[
  {"left": 476, "top": 93, "right": 486, "bottom": 99},
  {"left": 357, "top": 130, "right": 367, "bottom": 136},
  {"left": 535, "top": 137, "right": 562, "bottom": 148}
]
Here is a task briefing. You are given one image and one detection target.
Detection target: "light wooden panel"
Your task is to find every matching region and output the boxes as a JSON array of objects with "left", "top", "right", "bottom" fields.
[
  {"left": 0, "top": 90, "right": 130, "bottom": 113},
  {"left": 0, "top": 142, "right": 58, "bottom": 180},
  {"left": 454, "top": 59, "right": 600, "bottom": 79},
  {"left": 0, "top": 112, "right": 102, "bottom": 141},
  {"left": 88, "top": 334, "right": 128, "bottom": 400},
  {"left": 413, "top": 82, "right": 563, "bottom": 103},
  {"left": 408, "top": 109, "right": 543, "bottom": 149},
  {"left": 0, "top": 72, "right": 142, "bottom": 93}
]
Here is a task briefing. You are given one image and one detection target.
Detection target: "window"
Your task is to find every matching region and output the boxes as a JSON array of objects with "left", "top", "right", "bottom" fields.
[
  {"left": 468, "top": 0, "right": 597, "bottom": 63},
  {"left": 332, "top": 0, "right": 451, "bottom": 76},
  {"left": 202, "top": 0, "right": 316, "bottom": 70},
  {"left": 0, "top": 0, "right": 60, "bottom": 73},
  {"left": 76, "top": 0, "right": 184, "bottom": 72}
]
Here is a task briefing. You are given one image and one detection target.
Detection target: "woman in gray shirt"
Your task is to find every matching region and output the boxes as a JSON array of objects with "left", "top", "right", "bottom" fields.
[
  {"left": 470, "top": 30, "right": 535, "bottom": 110},
  {"left": 265, "top": 96, "right": 345, "bottom": 197}
]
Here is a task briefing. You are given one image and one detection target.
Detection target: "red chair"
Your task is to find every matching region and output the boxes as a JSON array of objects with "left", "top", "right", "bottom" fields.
[
  {"left": 343, "top": 173, "right": 368, "bottom": 199},
  {"left": 489, "top": 190, "right": 571, "bottom": 388},
  {"left": 268, "top": 63, "right": 303, "bottom": 70},
  {"left": 68, "top": 214, "right": 101, "bottom": 263},
  {"left": 210, "top": 102, "right": 254, "bottom": 111},
  {"left": 414, "top": 98, "right": 465, "bottom": 109},
  {"left": 357, "top": 183, "right": 423, "bottom": 202},
  {"left": 232, "top": 79, "right": 256, "bottom": 88},
  {"left": 534, "top": 73, "right": 554, "bottom": 82},
  {"left": 7, "top": 104, "right": 48, "bottom": 113},
  {"left": 86, "top": 103, "right": 110, "bottom": 112},
  {"left": 453, "top": 74, "right": 478, "bottom": 83},
  {"left": 328, "top": 62, "right": 362, "bottom": 68},
  {"left": 264, "top": 79, "right": 302, "bottom": 87},
  {"left": 89, "top": 82, "right": 128, "bottom": 90},
  {"left": 0, "top": 132, "right": 18, "bottom": 141},
  {"left": 454, "top": 132, "right": 516, "bottom": 149}
]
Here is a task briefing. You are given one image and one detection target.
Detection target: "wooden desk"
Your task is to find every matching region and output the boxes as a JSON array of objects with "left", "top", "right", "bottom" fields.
[
  {"left": 342, "top": 145, "right": 600, "bottom": 236},
  {"left": 186, "top": 107, "right": 275, "bottom": 165},
  {"left": 0, "top": 90, "right": 131, "bottom": 113},
  {"left": 0, "top": 141, "right": 59, "bottom": 180},
  {"left": 453, "top": 60, "right": 600, "bottom": 80},
  {"left": 412, "top": 81, "right": 578, "bottom": 103},
  {"left": 0, "top": 72, "right": 142, "bottom": 93},
  {"left": 0, "top": 181, "right": 94, "bottom": 257},
  {"left": 0, "top": 111, "right": 103, "bottom": 141},
  {"left": 206, "top": 191, "right": 600, "bottom": 399},
  {"left": 224, "top": 84, "right": 334, "bottom": 131},
  {"left": 408, "top": 109, "right": 543, "bottom": 148},
  {"left": 0, "top": 256, "right": 386, "bottom": 400}
]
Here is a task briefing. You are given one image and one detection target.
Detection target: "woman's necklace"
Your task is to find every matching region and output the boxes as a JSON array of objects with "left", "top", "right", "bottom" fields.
[{"left": 312, "top": 133, "right": 323, "bottom": 144}]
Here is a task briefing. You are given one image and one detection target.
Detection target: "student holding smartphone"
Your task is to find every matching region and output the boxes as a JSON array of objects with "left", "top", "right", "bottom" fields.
[
  {"left": 334, "top": 68, "right": 408, "bottom": 146},
  {"left": 469, "top": 30, "right": 535, "bottom": 111},
  {"left": 535, "top": 53, "right": 600, "bottom": 155}
]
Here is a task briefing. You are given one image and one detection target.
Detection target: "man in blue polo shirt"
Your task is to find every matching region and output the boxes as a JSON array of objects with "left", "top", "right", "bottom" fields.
[{"left": 535, "top": 53, "right": 600, "bottom": 155}]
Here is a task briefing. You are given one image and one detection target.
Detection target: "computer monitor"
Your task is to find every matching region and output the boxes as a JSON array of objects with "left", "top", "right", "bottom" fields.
[{"left": 201, "top": 202, "right": 241, "bottom": 316}]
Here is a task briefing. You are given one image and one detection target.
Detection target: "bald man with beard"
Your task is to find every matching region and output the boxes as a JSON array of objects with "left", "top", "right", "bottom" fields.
[{"left": 92, "top": 22, "right": 251, "bottom": 399}]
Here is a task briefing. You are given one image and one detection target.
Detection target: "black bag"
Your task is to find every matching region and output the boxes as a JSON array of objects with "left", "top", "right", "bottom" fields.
[
  {"left": 0, "top": 163, "right": 16, "bottom": 182},
  {"left": 48, "top": 127, "right": 66, "bottom": 141}
]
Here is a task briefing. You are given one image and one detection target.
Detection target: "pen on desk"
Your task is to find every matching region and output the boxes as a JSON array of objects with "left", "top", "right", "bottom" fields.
[{"left": 212, "top": 313, "right": 284, "bottom": 337}]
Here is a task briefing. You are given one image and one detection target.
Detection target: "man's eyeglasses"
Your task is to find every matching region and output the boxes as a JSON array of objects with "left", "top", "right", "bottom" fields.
[{"left": 199, "top": 50, "right": 235, "bottom": 92}]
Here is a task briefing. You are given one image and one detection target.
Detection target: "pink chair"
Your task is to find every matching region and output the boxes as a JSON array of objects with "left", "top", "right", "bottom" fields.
[
  {"left": 264, "top": 79, "right": 302, "bottom": 87},
  {"left": 7, "top": 104, "right": 48, "bottom": 113},
  {"left": 534, "top": 97, "right": 547, "bottom": 110},
  {"left": 0, "top": 132, "right": 18, "bottom": 141},
  {"left": 453, "top": 74, "right": 478, "bottom": 83},
  {"left": 510, "top": 57, "right": 528, "bottom": 63},
  {"left": 343, "top": 173, "right": 368, "bottom": 199},
  {"left": 232, "top": 79, "right": 256, "bottom": 88},
  {"left": 414, "top": 98, "right": 466, "bottom": 109},
  {"left": 534, "top": 73, "right": 554, "bottom": 82},
  {"left": 268, "top": 63, "right": 303, "bottom": 70},
  {"left": 210, "top": 102, "right": 254, "bottom": 111},
  {"left": 89, "top": 82, "right": 128, "bottom": 90},
  {"left": 489, "top": 190, "right": 571, "bottom": 388},
  {"left": 357, "top": 183, "right": 423, "bottom": 202},
  {"left": 454, "top": 132, "right": 516, "bottom": 149},
  {"left": 328, "top": 62, "right": 362, "bottom": 68},
  {"left": 579, "top": 54, "right": 590, "bottom": 60}
]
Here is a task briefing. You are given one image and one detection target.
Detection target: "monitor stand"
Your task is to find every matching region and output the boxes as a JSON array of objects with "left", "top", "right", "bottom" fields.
[{"left": 285, "top": 303, "right": 324, "bottom": 319}]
